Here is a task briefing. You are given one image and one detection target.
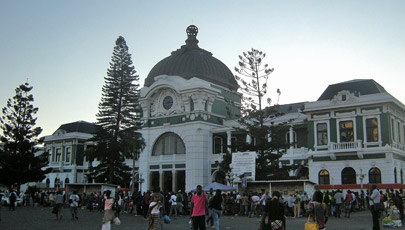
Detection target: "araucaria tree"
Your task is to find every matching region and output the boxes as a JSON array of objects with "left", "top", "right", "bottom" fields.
[
  {"left": 86, "top": 36, "right": 144, "bottom": 186},
  {"left": 0, "top": 83, "right": 50, "bottom": 189},
  {"left": 223, "top": 49, "right": 291, "bottom": 180}
]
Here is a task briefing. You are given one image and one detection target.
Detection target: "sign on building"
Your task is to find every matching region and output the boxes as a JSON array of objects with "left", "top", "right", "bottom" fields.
[{"left": 231, "top": 152, "right": 256, "bottom": 181}]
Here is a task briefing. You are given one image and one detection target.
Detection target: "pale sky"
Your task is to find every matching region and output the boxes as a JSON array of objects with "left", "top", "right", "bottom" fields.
[{"left": 1, "top": 0, "right": 404, "bottom": 137}]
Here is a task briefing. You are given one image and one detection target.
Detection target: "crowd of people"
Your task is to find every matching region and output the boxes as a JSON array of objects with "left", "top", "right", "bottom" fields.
[{"left": 1, "top": 185, "right": 404, "bottom": 229}]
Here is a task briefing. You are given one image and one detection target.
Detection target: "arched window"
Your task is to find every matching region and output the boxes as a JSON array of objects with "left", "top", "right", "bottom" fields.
[
  {"left": 46, "top": 178, "right": 50, "bottom": 188},
  {"left": 152, "top": 132, "right": 185, "bottom": 156},
  {"left": 285, "top": 131, "right": 297, "bottom": 148},
  {"left": 369, "top": 167, "right": 381, "bottom": 184},
  {"left": 341, "top": 167, "right": 356, "bottom": 184},
  {"left": 65, "top": 178, "right": 70, "bottom": 186},
  {"left": 319, "top": 170, "right": 330, "bottom": 185}
]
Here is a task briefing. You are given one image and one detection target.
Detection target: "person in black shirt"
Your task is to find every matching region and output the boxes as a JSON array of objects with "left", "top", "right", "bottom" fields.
[
  {"left": 209, "top": 189, "right": 223, "bottom": 230},
  {"left": 261, "top": 191, "right": 285, "bottom": 230}
]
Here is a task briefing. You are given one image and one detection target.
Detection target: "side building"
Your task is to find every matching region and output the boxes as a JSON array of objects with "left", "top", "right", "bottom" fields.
[
  {"left": 42, "top": 121, "right": 98, "bottom": 190},
  {"left": 304, "top": 79, "right": 405, "bottom": 190}
]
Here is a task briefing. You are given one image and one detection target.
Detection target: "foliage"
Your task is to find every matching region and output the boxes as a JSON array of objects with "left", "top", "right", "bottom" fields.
[
  {"left": 0, "top": 83, "right": 51, "bottom": 189},
  {"left": 85, "top": 36, "right": 145, "bottom": 186}
]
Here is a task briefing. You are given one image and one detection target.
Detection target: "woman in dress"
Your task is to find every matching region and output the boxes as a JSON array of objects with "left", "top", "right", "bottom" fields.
[
  {"left": 101, "top": 190, "right": 115, "bottom": 230},
  {"left": 308, "top": 191, "right": 328, "bottom": 230}
]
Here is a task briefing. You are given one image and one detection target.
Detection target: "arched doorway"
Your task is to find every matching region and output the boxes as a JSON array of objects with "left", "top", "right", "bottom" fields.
[{"left": 341, "top": 167, "right": 356, "bottom": 184}]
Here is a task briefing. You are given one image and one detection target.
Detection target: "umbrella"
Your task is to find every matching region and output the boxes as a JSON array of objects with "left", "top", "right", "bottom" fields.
[{"left": 191, "top": 182, "right": 237, "bottom": 192}]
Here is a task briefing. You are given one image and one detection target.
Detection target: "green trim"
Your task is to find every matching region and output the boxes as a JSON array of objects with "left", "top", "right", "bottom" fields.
[
  {"left": 162, "top": 164, "right": 173, "bottom": 169},
  {"left": 293, "top": 159, "right": 308, "bottom": 165},
  {"left": 334, "top": 109, "right": 356, "bottom": 115},
  {"left": 150, "top": 165, "right": 160, "bottom": 169},
  {"left": 307, "top": 121, "right": 314, "bottom": 149},
  {"left": 393, "top": 153, "right": 405, "bottom": 161},
  {"left": 356, "top": 116, "right": 364, "bottom": 141},
  {"left": 380, "top": 113, "right": 391, "bottom": 146},
  {"left": 364, "top": 153, "right": 385, "bottom": 159},
  {"left": 330, "top": 118, "right": 337, "bottom": 143},
  {"left": 313, "top": 153, "right": 386, "bottom": 162},
  {"left": 175, "top": 164, "right": 186, "bottom": 169},
  {"left": 311, "top": 112, "right": 329, "bottom": 118}
]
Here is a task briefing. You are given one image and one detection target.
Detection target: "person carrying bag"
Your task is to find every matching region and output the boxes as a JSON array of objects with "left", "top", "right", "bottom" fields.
[{"left": 306, "top": 191, "right": 328, "bottom": 230}]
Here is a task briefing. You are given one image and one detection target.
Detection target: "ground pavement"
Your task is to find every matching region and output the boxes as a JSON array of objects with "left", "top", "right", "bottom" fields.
[{"left": 0, "top": 206, "right": 395, "bottom": 230}]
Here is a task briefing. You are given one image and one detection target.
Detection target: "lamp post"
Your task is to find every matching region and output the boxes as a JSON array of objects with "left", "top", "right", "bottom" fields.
[
  {"left": 357, "top": 169, "right": 366, "bottom": 190},
  {"left": 226, "top": 172, "right": 235, "bottom": 187},
  {"left": 55, "top": 178, "right": 61, "bottom": 191},
  {"left": 137, "top": 173, "right": 145, "bottom": 193}
]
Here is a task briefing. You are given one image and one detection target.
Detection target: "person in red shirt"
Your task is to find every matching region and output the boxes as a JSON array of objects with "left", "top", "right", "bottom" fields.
[
  {"left": 143, "top": 191, "right": 151, "bottom": 219},
  {"left": 190, "top": 185, "right": 208, "bottom": 230},
  {"left": 344, "top": 190, "right": 353, "bottom": 218}
]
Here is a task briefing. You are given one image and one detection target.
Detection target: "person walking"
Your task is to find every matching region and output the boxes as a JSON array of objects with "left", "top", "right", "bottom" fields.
[
  {"left": 169, "top": 192, "right": 177, "bottom": 219},
  {"left": 369, "top": 184, "right": 381, "bottom": 230},
  {"left": 333, "top": 190, "right": 344, "bottom": 218},
  {"left": 308, "top": 191, "right": 328, "bottom": 230},
  {"left": 190, "top": 185, "right": 208, "bottom": 230},
  {"left": 344, "top": 190, "right": 353, "bottom": 218},
  {"left": 148, "top": 195, "right": 162, "bottom": 230},
  {"left": 293, "top": 191, "right": 301, "bottom": 218},
  {"left": 240, "top": 193, "right": 248, "bottom": 216},
  {"left": 9, "top": 190, "right": 17, "bottom": 211},
  {"left": 101, "top": 190, "right": 115, "bottom": 230},
  {"left": 206, "top": 188, "right": 214, "bottom": 228},
  {"left": 260, "top": 191, "right": 285, "bottom": 230},
  {"left": 143, "top": 191, "right": 151, "bottom": 219},
  {"left": 69, "top": 191, "right": 80, "bottom": 220},
  {"left": 209, "top": 189, "right": 223, "bottom": 230},
  {"left": 287, "top": 193, "right": 294, "bottom": 217},
  {"left": 115, "top": 191, "right": 123, "bottom": 218},
  {"left": 54, "top": 191, "right": 64, "bottom": 221}
]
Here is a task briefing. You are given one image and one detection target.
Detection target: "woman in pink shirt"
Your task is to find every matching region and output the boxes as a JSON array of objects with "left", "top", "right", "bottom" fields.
[{"left": 102, "top": 190, "right": 115, "bottom": 230}]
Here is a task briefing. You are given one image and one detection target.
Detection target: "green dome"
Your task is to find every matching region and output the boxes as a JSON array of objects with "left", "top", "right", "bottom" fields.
[{"left": 145, "top": 25, "right": 238, "bottom": 91}]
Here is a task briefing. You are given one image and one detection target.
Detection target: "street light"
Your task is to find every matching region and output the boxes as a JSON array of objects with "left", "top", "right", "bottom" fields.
[
  {"left": 357, "top": 169, "right": 366, "bottom": 190},
  {"left": 137, "top": 173, "right": 145, "bottom": 193},
  {"left": 226, "top": 172, "right": 236, "bottom": 187},
  {"left": 55, "top": 178, "right": 61, "bottom": 191}
]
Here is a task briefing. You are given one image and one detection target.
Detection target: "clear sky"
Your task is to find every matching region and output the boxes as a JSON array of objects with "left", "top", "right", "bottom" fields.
[{"left": 1, "top": 0, "right": 404, "bottom": 137}]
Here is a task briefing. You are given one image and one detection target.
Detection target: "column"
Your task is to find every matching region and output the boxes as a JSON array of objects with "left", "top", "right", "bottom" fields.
[
  {"left": 227, "top": 131, "right": 232, "bottom": 153},
  {"left": 172, "top": 170, "right": 177, "bottom": 193},
  {"left": 289, "top": 126, "right": 294, "bottom": 145},
  {"left": 159, "top": 171, "right": 164, "bottom": 191},
  {"left": 246, "top": 134, "right": 252, "bottom": 144}
]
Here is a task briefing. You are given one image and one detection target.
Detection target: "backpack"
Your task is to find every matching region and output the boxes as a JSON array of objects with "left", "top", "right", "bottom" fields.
[{"left": 176, "top": 194, "right": 183, "bottom": 203}]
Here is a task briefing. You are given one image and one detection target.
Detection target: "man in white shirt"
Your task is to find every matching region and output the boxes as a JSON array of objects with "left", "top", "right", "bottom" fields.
[
  {"left": 69, "top": 191, "right": 80, "bottom": 220},
  {"left": 249, "top": 193, "right": 260, "bottom": 218},
  {"left": 169, "top": 192, "right": 177, "bottom": 219}
]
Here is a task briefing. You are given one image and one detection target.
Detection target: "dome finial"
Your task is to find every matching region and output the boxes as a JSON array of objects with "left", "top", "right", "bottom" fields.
[{"left": 185, "top": 25, "right": 199, "bottom": 48}]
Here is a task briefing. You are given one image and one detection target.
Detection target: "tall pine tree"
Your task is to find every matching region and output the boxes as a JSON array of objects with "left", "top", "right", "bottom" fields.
[
  {"left": 221, "top": 49, "right": 293, "bottom": 180},
  {"left": 0, "top": 83, "right": 50, "bottom": 189},
  {"left": 86, "top": 36, "right": 144, "bottom": 186}
]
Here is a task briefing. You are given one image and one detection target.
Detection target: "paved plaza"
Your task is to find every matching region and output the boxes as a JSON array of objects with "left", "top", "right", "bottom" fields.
[{"left": 0, "top": 206, "right": 394, "bottom": 230}]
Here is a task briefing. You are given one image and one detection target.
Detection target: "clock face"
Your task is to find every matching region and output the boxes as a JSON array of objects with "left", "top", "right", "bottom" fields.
[{"left": 163, "top": 96, "right": 173, "bottom": 110}]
